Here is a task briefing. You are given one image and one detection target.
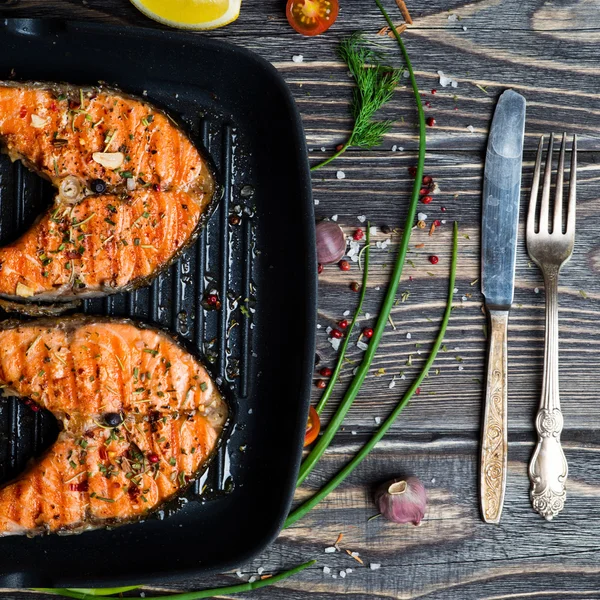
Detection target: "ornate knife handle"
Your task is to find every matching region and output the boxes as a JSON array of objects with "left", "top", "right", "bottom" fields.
[
  {"left": 529, "top": 267, "right": 567, "bottom": 520},
  {"left": 480, "top": 309, "right": 508, "bottom": 524}
]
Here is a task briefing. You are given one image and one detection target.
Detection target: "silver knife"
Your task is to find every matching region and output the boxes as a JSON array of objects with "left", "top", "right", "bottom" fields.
[{"left": 480, "top": 89, "right": 526, "bottom": 524}]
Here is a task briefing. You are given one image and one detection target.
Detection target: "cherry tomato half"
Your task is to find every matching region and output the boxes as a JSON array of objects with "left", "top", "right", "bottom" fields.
[
  {"left": 304, "top": 406, "right": 321, "bottom": 446},
  {"left": 286, "top": 0, "right": 339, "bottom": 37}
]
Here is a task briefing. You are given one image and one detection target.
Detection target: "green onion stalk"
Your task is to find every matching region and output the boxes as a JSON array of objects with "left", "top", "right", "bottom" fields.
[
  {"left": 286, "top": 222, "right": 458, "bottom": 528},
  {"left": 315, "top": 225, "right": 371, "bottom": 415},
  {"left": 297, "top": 1, "right": 427, "bottom": 487},
  {"left": 36, "top": 560, "right": 315, "bottom": 600}
]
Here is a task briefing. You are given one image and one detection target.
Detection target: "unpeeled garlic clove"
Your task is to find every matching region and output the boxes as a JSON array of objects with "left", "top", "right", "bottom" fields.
[{"left": 374, "top": 476, "right": 427, "bottom": 525}]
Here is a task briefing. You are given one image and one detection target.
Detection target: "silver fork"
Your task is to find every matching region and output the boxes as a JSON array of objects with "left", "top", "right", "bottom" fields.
[{"left": 526, "top": 133, "right": 577, "bottom": 520}]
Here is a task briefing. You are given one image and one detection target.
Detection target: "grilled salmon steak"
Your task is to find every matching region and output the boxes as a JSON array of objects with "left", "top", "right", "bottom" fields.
[
  {"left": 0, "top": 82, "right": 217, "bottom": 302},
  {"left": 0, "top": 317, "right": 227, "bottom": 536}
]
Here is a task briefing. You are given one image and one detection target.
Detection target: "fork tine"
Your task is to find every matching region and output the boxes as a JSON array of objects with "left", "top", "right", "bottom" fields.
[
  {"left": 566, "top": 134, "right": 577, "bottom": 236},
  {"left": 553, "top": 133, "right": 566, "bottom": 234},
  {"left": 539, "top": 133, "right": 554, "bottom": 233},
  {"left": 527, "top": 136, "right": 544, "bottom": 237}
]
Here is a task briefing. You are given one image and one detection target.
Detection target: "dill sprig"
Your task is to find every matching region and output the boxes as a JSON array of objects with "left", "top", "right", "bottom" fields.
[{"left": 311, "top": 33, "right": 402, "bottom": 171}]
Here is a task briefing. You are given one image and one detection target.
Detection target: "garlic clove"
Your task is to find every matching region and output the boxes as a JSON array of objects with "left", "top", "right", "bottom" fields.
[
  {"left": 31, "top": 114, "right": 49, "bottom": 129},
  {"left": 92, "top": 152, "right": 124, "bottom": 170},
  {"left": 374, "top": 476, "right": 427, "bottom": 525},
  {"left": 16, "top": 282, "right": 35, "bottom": 298}
]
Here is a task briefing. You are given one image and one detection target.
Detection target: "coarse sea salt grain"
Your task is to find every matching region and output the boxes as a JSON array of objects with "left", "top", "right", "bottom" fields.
[
  {"left": 249, "top": 576, "right": 258, "bottom": 583},
  {"left": 448, "top": 13, "right": 458, "bottom": 21},
  {"left": 417, "top": 212, "right": 428, "bottom": 221},
  {"left": 458, "top": 366, "right": 464, "bottom": 371},
  {"left": 400, "top": 373, "right": 406, "bottom": 380},
  {"left": 370, "top": 226, "right": 378, "bottom": 235},
  {"left": 534, "top": 287, "right": 540, "bottom": 294},
  {"left": 365, "top": 312, "right": 371, "bottom": 319},
  {"left": 340, "top": 571, "right": 347, "bottom": 578},
  {"left": 343, "top": 310, "right": 351, "bottom": 316},
  {"left": 389, "top": 377, "right": 396, "bottom": 390},
  {"left": 257, "top": 567, "right": 265, "bottom": 575},
  {"left": 370, "top": 563, "right": 381, "bottom": 570},
  {"left": 357, "top": 340, "right": 369, "bottom": 351},
  {"left": 438, "top": 70, "right": 458, "bottom": 88},
  {"left": 357, "top": 215, "right": 367, "bottom": 223},
  {"left": 236, "top": 570, "right": 243, "bottom": 578},
  {"left": 431, "top": 477, "right": 436, "bottom": 484},
  {"left": 331, "top": 214, "right": 339, "bottom": 221},
  {"left": 406, "top": 332, "right": 412, "bottom": 339},
  {"left": 467, "top": 125, "right": 475, "bottom": 133},
  {"left": 323, "top": 566, "right": 331, "bottom": 574},
  {"left": 351, "top": 431, "right": 357, "bottom": 435},
  {"left": 325, "top": 546, "right": 337, "bottom": 553},
  {"left": 317, "top": 324, "right": 322, "bottom": 329},
  {"left": 374, "top": 416, "right": 382, "bottom": 425},
  {"left": 336, "top": 170, "right": 346, "bottom": 180},
  {"left": 347, "top": 568, "right": 353, "bottom": 574},
  {"left": 321, "top": 147, "right": 326, "bottom": 152},
  {"left": 462, "top": 25, "right": 468, "bottom": 31},
  {"left": 314, "top": 199, "right": 320, "bottom": 205},
  {"left": 392, "top": 145, "right": 398, "bottom": 152},
  {"left": 292, "top": 54, "right": 304, "bottom": 63},
  {"left": 329, "top": 337, "right": 341, "bottom": 351}
]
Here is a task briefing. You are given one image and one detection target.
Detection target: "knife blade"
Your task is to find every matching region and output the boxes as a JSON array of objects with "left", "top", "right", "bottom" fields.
[{"left": 480, "top": 89, "right": 526, "bottom": 524}]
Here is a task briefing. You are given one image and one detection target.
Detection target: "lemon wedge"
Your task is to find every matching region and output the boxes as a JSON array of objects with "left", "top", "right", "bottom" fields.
[{"left": 130, "top": 0, "right": 241, "bottom": 30}]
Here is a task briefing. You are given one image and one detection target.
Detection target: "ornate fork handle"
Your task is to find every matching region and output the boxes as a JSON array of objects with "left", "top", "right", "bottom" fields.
[{"left": 529, "top": 265, "right": 568, "bottom": 520}]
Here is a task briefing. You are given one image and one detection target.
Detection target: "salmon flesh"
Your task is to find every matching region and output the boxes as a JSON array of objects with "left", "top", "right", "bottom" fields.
[
  {"left": 0, "top": 317, "right": 228, "bottom": 536},
  {"left": 0, "top": 82, "right": 217, "bottom": 302}
]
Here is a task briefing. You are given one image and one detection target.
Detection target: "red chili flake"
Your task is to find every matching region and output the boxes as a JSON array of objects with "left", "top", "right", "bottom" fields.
[
  {"left": 50, "top": 102, "right": 58, "bottom": 112},
  {"left": 415, "top": 387, "right": 421, "bottom": 395},
  {"left": 349, "top": 281, "right": 360, "bottom": 292},
  {"left": 148, "top": 452, "right": 159, "bottom": 464},
  {"left": 320, "top": 367, "right": 333, "bottom": 377},
  {"left": 434, "top": 219, "right": 442, "bottom": 227},
  {"left": 338, "top": 319, "right": 348, "bottom": 329},
  {"left": 441, "top": 207, "right": 447, "bottom": 212},
  {"left": 69, "top": 481, "right": 89, "bottom": 492},
  {"left": 339, "top": 260, "right": 350, "bottom": 271},
  {"left": 422, "top": 196, "right": 433, "bottom": 204},
  {"left": 336, "top": 143, "right": 344, "bottom": 151},
  {"left": 99, "top": 447, "right": 108, "bottom": 461},
  {"left": 431, "top": 89, "right": 437, "bottom": 95},
  {"left": 330, "top": 329, "right": 343, "bottom": 339},
  {"left": 353, "top": 229, "right": 364, "bottom": 241},
  {"left": 426, "top": 117, "right": 436, "bottom": 127},
  {"left": 19, "top": 106, "right": 27, "bottom": 118},
  {"left": 408, "top": 166, "right": 417, "bottom": 177},
  {"left": 424, "top": 101, "right": 431, "bottom": 108},
  {"left": 429, "top": 255, "right": 439, "bottom": 265},
  {"left": 153, "top": 183, "right": 160, "bottom": 192},
  {"left": 362, "top": 328, "right": 374, "bottom": 339},
  {"left": 316, "top": 379, "right": 327, "bottom": 389},
  {"left": 422, "top": 175, "right": 433, "bottom": 185},
  {"left": 318, "top": 263, "right": 323, "bottom": 274}
]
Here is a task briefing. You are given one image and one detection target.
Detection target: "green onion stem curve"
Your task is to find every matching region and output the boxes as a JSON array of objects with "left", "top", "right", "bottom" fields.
[
  {"left": 315, "top": 224, "right": 371, "bottom": 415},
  {"left": 297, "top": 6, "right": 426, "bottom": 487},
  {"left": 35, "top": 561, "right": 316, "bottom": 600},
  {"left": 286, "top": 223, "right": 458, "bottom": 528}
]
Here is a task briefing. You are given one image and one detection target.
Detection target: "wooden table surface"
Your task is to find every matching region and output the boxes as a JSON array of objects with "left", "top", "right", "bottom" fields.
[{"left": 2, "top": 0, "right": 600, "bottom": 598}]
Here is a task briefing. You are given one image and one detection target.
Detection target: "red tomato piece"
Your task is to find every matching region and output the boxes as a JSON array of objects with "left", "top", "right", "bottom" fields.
[
  {"left": 286, "top": 0, "right": 339, "bottom": 37},
  {"left": 304, "top": 406, "right": 321, "bottom": 446}
]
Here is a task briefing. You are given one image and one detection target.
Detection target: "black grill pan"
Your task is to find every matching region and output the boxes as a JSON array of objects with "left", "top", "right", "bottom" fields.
[{"left": 0, "top": 18, "right": 315, "bottom": 587}]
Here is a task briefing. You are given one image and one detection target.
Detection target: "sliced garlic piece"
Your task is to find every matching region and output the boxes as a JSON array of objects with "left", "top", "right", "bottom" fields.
[
  {"left": 16, "top": 282, "right": 34, "bottom": 298},
  {"left": 31, "top": 114, "right": 49, "bottom": 129},
  {"left": 92, "top": 152, "right": 125, "bottom": 170}
]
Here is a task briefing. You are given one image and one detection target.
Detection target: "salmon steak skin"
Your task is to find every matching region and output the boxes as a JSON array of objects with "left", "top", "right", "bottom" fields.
[
  {"left": 0, "top": 82, "right": 218, "bottom": 302},
  {"left": 0, "top": 316, "right": 228, "bottom": 536}
]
